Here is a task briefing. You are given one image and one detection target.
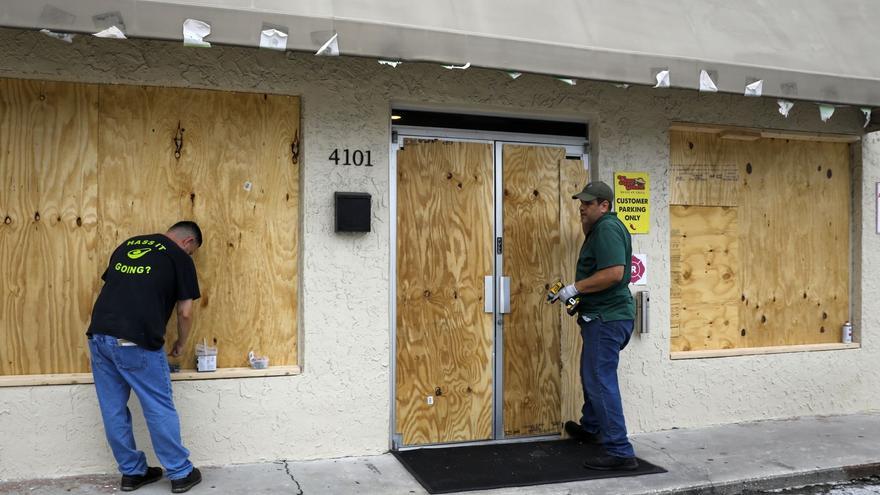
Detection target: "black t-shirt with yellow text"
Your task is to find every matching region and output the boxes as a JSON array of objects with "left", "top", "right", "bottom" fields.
[{"left": 87, "top": 234, "right": 200, "bottom": 350}]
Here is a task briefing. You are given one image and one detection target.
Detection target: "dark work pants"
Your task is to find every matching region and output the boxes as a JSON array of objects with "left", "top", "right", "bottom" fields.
[{"left": 578, "top": 318, "right": 635, "bottom": 458}]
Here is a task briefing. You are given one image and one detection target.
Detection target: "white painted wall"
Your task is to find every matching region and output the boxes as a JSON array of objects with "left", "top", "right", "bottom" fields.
[{"left": 0, "top": 28, "right": 877, "bottom": 480}]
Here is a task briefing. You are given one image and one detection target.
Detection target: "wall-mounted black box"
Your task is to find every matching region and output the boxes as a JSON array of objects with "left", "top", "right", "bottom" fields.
[{"left": 334, "top": 192, "right": 371, "bottom": 232}]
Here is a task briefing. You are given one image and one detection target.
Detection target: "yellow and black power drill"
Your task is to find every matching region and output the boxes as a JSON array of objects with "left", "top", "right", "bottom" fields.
[{"left": 547, "top": 281, "right": 582, "bottom": 316}]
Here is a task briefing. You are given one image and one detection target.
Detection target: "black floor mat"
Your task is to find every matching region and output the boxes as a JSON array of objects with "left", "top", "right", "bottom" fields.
[{"left": 393, "top": 438, "right": 666, "bottom": 494}]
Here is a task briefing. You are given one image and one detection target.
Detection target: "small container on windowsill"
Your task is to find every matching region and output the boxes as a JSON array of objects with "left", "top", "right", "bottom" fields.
[
  {"left": 195, "top": 340, "right": 218, "bottom": 372},
  {"left": 842, "top": 321, "right": 853, "bottom": 344},
  {"left": 248, "top": 351, "right": 269, "bottom": 369}
]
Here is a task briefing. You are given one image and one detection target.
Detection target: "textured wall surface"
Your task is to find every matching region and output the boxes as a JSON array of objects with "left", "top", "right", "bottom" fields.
[{"left": 0, "top": 27, "right": 877, "bottom": 480}]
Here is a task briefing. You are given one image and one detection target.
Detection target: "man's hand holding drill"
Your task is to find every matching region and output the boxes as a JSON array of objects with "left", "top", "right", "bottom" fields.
[
  {"left": 555, "top": 283, "right": 578, "bottom": 303},
  {"left": 547, "top": 281, "right": 582, "bottom": 316}
]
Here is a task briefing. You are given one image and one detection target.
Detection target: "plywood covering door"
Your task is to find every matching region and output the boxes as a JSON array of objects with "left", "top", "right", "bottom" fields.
[
  {"left": 500, "top": 144, "right": 566, "bottom": 437},
  {"left": 396, "top": 139, "right": 495, "bottom": 445},
  {"left": 395, "top": 139, "right": 585, "bottom": 446},
  {"left": 558, "top": 157, "right": 589, "bottom": 430}
]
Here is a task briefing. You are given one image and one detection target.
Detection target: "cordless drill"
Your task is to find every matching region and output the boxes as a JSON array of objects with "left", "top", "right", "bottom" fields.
[{"left": 547, "top": 281, "right": 582, "bottom": 316}]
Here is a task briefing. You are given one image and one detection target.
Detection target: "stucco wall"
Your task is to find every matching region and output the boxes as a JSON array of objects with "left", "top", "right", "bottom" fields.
[{"left": 0, "top": 27, "right": 877, "bottom": 480}]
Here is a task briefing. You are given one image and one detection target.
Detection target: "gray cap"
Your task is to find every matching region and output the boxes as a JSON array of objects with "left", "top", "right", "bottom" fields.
[{"left": 572, "top": 181, "right": 614, "bottom": 202}]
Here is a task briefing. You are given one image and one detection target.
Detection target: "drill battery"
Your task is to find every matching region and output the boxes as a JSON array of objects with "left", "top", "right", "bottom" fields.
[{"left": 547, "top": 281, "right": 581, "bottom": 316}]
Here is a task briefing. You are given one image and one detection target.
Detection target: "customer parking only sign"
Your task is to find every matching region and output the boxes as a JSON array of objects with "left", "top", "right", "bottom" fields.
[{"left": 614, "top": 172, "right": 650, "bottom": 234}]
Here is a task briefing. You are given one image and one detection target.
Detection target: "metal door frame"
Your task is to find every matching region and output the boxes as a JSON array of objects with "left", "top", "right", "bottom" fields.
[{"left": 390, "top": 125, "right": 587, "bottom": 450}]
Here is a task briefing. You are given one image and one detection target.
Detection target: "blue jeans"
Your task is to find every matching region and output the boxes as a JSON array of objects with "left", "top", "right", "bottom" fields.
[
  {"left": 88, "top": 334, "right": 193, "bottom": 480},
  {"left": 578, "top": 318, "right": 635, "bottom": 458}
]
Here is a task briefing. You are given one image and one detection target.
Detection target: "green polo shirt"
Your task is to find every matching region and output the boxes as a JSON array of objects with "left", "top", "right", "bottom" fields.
[{"left": 575, "top": 212, "right": 635, "bottom": 321}]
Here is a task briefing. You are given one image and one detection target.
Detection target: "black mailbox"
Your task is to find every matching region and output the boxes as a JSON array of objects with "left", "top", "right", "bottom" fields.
[{"left": 334, "top": 192, "right": 371, "bottom": 232}]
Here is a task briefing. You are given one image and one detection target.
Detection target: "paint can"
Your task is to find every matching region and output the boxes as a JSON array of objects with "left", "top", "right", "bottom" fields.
[
  {"left": 195, "top": 340, "right": 218, "bottom": 372},
  {"left": 842, "top": 321, "right": 853, "bottom": 344}
]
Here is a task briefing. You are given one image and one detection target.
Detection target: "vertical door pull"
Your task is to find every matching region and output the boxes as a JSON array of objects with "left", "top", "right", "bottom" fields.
[
  {"left": 484, "top": 276, "right": 494, "bottom": 313},
  {"left": 499, "top": 276, "right": 511, "bottom": 314}
]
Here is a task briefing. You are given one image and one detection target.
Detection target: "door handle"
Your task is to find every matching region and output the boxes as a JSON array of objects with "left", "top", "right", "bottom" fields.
[
  {"left": 499, "top": 276, "right": 511, "bottom": 314},
  {"left": 484, "top": 276, "right": 494, "bottom": 313}
]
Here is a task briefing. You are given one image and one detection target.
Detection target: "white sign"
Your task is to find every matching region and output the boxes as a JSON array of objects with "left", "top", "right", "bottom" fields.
[{"left": 631, "top": 253, "right": 647, "bottom": 285}]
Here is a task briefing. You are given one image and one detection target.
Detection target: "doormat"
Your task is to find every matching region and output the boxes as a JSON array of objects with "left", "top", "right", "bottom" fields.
[{"left": 393, "top": 439, "right": 666, "bottom": 494}]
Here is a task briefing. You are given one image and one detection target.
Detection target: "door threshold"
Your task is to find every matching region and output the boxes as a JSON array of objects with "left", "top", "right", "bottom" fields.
[{"left": 394, "top": 434, "right": 560, "bottom": 452}]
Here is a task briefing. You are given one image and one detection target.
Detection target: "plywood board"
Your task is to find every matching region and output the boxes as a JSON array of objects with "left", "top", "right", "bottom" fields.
[
  {"left": 670, "top": 130, "right": 851, "bottom": 352},
  {"left": 670, "top": 131, "right": 741, "bottom": 207},
  {"left": 395, "top": 139, "right": 494, "bottom": 445},
  {"left": 0, "top": 78, "right": 99, "bottom": 375},
  {"left": 558, "top": 158, "right": 588, "bottom": 431},
  {"left": 0, "top": 79, "right": 301, "bottom": 376},
  {"left": 669, "top": 205, "right": 741, "bottom": 351},
  {"left": 501, "top": 145, "right": 564, "bottom": 437},
  {"left": 738, "top": 138, "right": 850, "bottom": 347},
  {"left": 98, "top": 86, "right": 300, "bottom": 369}
]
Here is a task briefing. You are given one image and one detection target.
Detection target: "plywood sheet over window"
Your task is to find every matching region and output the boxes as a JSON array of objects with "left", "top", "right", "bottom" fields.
[
  {"left": 0, "top": 79, "right": 100, "bottom": 376},
  {"left": 670, "top": 130, "right": 851, "bottom": 352},
  {"left": 0, "top": 78, "right": 300, "bottom": 375}
]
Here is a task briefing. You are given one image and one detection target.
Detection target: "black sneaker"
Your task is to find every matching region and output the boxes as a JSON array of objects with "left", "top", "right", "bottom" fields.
[
  {"left": 120, "top": 466, "right": 162, "bottom": 492},
  {"left": 564, "top": 420, "right": 602, "bottom": 444},
  {"left": 583, "top": 454, "right": 639, "bottom": 471},
  {"left": 171, "top": 467, "right": 202, "bottom": 493}
]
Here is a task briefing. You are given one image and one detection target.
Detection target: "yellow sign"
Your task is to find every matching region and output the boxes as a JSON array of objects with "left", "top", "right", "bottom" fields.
[{"left": 614, "top": 172, "right": 650, "bottom": 234}]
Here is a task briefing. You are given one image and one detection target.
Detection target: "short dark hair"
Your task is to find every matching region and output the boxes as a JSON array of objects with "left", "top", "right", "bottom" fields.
[{"left": 168, "top": 221, "right": 203, "bottom": 246}]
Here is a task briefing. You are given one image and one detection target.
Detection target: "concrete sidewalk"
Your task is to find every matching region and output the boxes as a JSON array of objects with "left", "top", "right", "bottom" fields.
[{"left": 2, "top": 413, "right": 879, "bottom": 494}]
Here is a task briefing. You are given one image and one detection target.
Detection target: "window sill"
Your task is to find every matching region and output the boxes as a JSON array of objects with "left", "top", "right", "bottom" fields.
[
  {"left": 0, "top": 365, "right": 301, "bottom": 388},
  {"left": 670, "top": 343, "right": 860, "bottom": 360}
]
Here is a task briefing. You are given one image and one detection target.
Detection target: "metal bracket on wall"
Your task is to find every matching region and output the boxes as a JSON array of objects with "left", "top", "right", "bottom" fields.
[
  {"left": 173, "top": 121, "right": 185, "bottom": 160},
  {"left": 290, "top": 129, "right": 300, "bottom": 164},
  {"left": 391, "top": 433, "right": 403, "bottom": 450}
]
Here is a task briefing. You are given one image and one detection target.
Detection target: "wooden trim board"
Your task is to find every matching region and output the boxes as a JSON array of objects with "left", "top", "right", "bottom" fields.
[
  {"left": 670, "top": 343, "right": 860, "bottom": 360},
  {"left": 0, "top": 366, "right": 301, "bottom": 388},
  {"left": 670, "top": 122, "right": 861, "bottom": 143}
]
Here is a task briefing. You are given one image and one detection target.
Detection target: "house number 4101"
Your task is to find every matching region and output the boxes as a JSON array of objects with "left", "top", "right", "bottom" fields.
[{"left": 329, "top": 149, "right": 373, "bottom": 166}]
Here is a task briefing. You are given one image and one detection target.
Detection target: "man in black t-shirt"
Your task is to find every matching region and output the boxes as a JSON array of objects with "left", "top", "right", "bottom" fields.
[{"left": 87, "top": 221, "right": 203, "bottom": 493}]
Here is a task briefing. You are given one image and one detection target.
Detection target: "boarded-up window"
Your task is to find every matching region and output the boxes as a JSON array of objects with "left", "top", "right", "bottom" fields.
[
  {"left": 669, "top": 129, "right": 851, "bottom": 352},
  {"left": 0, "top": 78, "right": 300, "bottom": 375}
]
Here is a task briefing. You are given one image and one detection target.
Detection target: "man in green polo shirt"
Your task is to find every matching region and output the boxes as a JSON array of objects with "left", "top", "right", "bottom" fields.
[{"left": 551, "top": 181, "right": 638, "bottom": 471}]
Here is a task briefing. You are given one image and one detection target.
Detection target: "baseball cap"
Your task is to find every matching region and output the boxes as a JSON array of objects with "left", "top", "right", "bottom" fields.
[{"left": 572, "top": 181, "right": 614, "bottom": 202}]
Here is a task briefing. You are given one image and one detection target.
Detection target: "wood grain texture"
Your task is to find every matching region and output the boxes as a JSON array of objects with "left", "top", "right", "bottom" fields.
[
  {"left": 669, "top": 130, "right": 851, "bottom": 352},
  {"left": 558, "top": 158, "right": 588, "bottom": 431},
  {"left": 98, "top": 85, "right": 300, "bottom": 369},
  {"left": 0, "top": 78, "right": 99, "bottom": 375},
  {"left": 501, "top": 145, "right": 564, "bottom": 437},
  {"left": 395, "top": 139, "right": 494, "bottom": 445},
  {"left": 738, "top": 138, "right": 850, "bottom": 347},
  {"left": 670, "top": 131, "right": 741, "bottom": 207},
  {"left": 669, "top": 206, "right": 740, "bottom": 351}
]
